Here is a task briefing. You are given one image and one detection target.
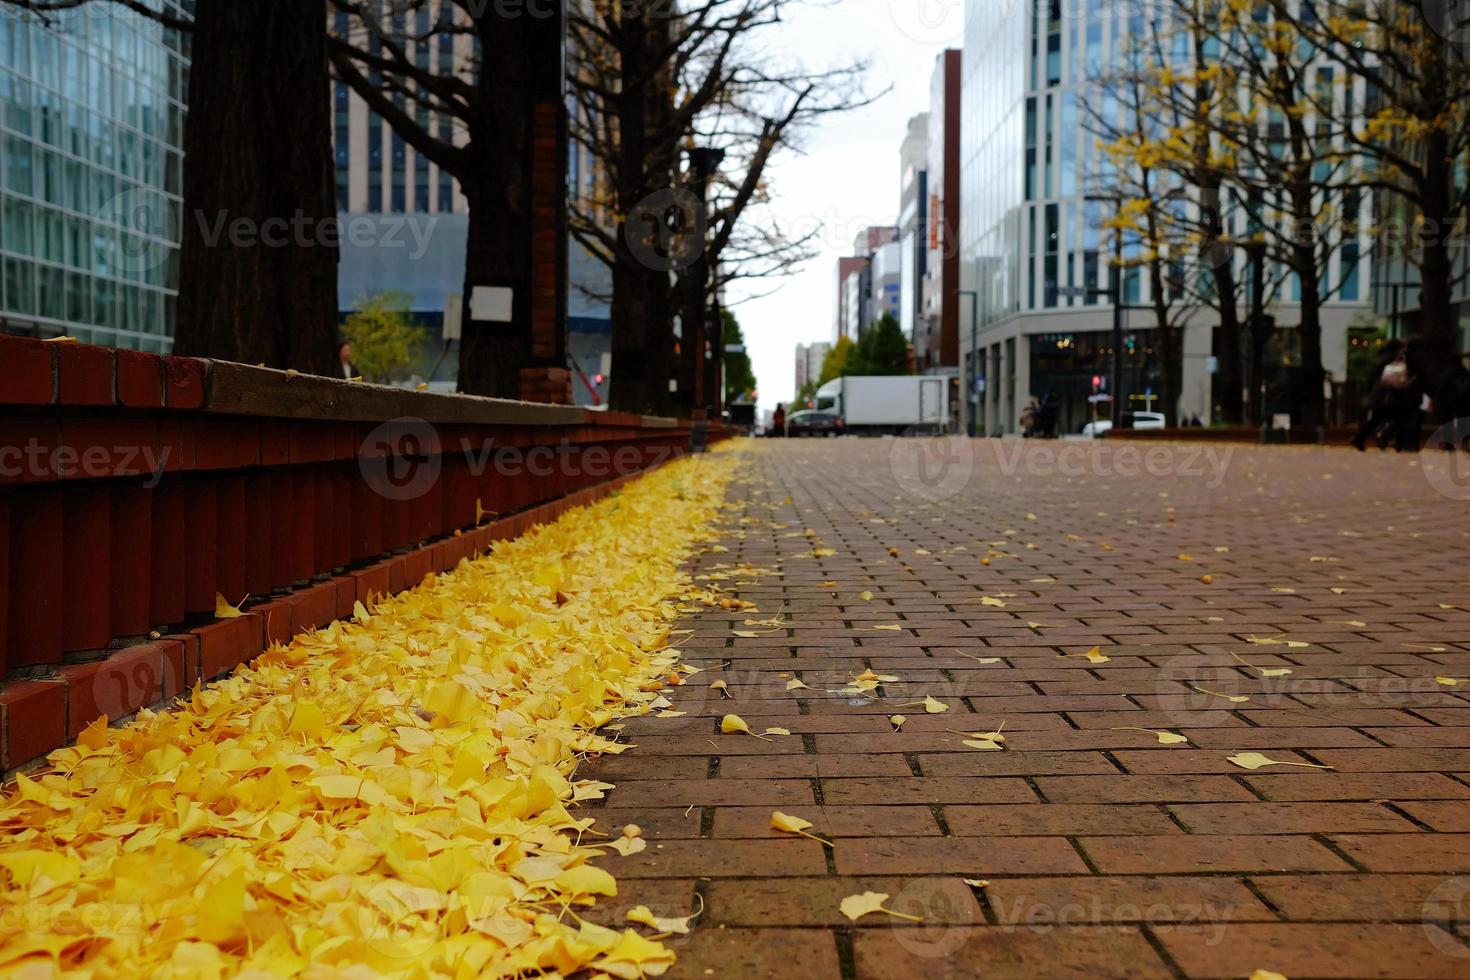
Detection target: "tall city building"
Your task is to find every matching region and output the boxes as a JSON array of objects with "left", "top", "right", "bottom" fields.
[
  {"left": 869, "top": 239, "right": 902, "bottom": 329},
  {"left": 794, "top": 341, "right": 831, "bottom": 394},
  {"left": 0, "top": 4, "right": 190, "bottom": 350},
  {"left": 959, "top": 1, "right": 1370, "bottom": 434},
  {"left": 920, "top": 50, "right": 961, "bottom": 376},
  {"left": 898, "top": 113, "right": 928, "bottom": 351},
  {"left": 834, "top": 255, "right": 867, "bottom": 342}
]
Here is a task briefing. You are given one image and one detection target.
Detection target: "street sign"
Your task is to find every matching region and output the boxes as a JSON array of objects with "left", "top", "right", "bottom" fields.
[
  {"left": 1055, "top": 286, "right": 1088, "bottom": 297},
  {"left": 724, "top": 344, "right": 745, "bottom": 353}
]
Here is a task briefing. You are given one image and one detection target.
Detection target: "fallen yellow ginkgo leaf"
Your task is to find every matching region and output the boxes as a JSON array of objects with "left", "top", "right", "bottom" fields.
[
  {"left": 1231, "top": 652, "right": 1293, "bottom": 677},
  {"left": 840, "top": 891, "right": 923, "bottom": 922},
  {"left": 1191, "top": 685, "right": 1250, "bottom": 703},
  {"left": 1113, "top": 727, "right": 1188, "bottom": 745},
  {"left": 1070, "top": 646, "right": 1111, "bottom": 664},
  {"left": 626, "top": 903, "right": 699, "bottom": 935},
  {"left": 1226, "top": 752, "right": 1334, "bottom": 771},
  {"left": 786, "top": 678, "right": 810, "bottom": 691},
  {"left": 889, "top": 715, "right": 906, "bottom": 730},
  {"left": 214, "top": 592, "right": 246, "bottom": 618},
  {"left": 721, "top": 713, "right": 770, "bottom": 740}
]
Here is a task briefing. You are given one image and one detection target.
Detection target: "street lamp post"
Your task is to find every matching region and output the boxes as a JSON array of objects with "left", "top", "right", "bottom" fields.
[{"left": 958, "top": 288, "right": 979, "bottom": 436}]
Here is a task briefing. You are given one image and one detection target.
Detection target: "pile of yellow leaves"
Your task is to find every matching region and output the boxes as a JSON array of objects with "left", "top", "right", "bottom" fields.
[{"left": 0, "top": 448, "right": 743, "bottom": 978}]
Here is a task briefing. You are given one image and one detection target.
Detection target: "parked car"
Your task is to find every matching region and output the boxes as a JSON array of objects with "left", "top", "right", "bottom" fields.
[
  {"left": 1081, "top": 411, "right": 1167, "bottom": 437},
  {"left": 786, "top": 409, "right": 843, "bottom": 437}
]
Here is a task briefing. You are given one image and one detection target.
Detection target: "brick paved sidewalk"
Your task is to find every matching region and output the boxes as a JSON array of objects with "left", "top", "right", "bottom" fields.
[{"left": 582, "top": 439, "right": 1470, "bottom": 979}]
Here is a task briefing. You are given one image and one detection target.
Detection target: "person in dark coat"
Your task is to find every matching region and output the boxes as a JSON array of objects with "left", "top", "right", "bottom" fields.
[
  {"left": 1436, "top": 352, "right": 1470, "bottom": 452},
  {"left": 770, "top": 404, "right": 786, "bottom": 437},
  {"left": 1389, "top": 336, "right": 1434, "bottom": 451},
  {"left": 1352, "top": 339, "right": 1406, "bottom": 451},
  {"left": 1038, "top": 391, "right": 1059, "bottom": 439}
]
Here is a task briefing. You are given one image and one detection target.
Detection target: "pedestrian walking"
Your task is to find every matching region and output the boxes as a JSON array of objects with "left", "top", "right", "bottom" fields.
[
  {"left": 770, "top": 403, "right": 786, "bottom": 437},
  {"left": 1020, "top": 397, "right": 1039, "bottom": 438}
]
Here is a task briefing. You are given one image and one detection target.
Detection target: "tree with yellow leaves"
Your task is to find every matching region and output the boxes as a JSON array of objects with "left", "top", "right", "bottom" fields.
[{"left": 1265, "top": 0, "right": 1470, "bottom": 398}]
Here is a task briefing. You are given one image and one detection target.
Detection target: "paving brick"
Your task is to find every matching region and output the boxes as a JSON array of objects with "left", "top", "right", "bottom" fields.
[
  {"left": 1250, "top": 873, "right": 1470, "bottom": 921},
  {"left": 705, "top": 875, "right": 978, "bottom": 927},
  {"left": 852, "top": 925, "right": 1175, "bottom": 980},
  {"left": 1245, "top": 772, "right": 1470, "bottom": 801},
  {"left": 712, "top": 804, "right": 943, "bottom": 838},
  {"left": 835, "top": 836, "right": 1087, "bottom": 876},
  {"left": 1394, "top": 800, "right": 1470, "bottom": 831},
  {"left": 1154, "top": 923, "right": 1470, "bottom": 979},
  {"left": 983, "top": 875, "right": 1272, "bottom": 925},
  {"left": 663, "top": 927, "right": 841, "bottom": 978},
  {"left": 600, "top": 778, "right": 814, "bottom": 808},
  {"left": 1168, "top": 801, "right": 1417, "bottom": 835},
  {"left": 943, "top": 803, "right": 1183, "bottom": 837},
  {"left": 596, "top": 838, "right": 827, "bottom": 878},
  {"left": 821, "top": 776, "right": 1038, "bottom": 805},
  {"left": 1035, "top": 775, "right": 1258, "bottom": 804},
  {"left": 1078, "top": 834, "right": 1351, "bottom": 874},
  {"left": 1329, "top": 833, "right": 1470, "bottom": 872}
]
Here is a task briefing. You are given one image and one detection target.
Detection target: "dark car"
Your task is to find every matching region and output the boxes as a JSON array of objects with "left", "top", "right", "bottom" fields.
[{"left": 786, "top": 409, "right": 843, "bottom": 437}]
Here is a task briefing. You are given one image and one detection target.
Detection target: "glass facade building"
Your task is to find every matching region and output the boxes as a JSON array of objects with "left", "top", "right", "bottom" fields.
[
  {"left": 960, "top": 0, "right": 1371, "bottom": 433},
  {"left": 0, "top": 3, "right": 189, "bottom": 350}
]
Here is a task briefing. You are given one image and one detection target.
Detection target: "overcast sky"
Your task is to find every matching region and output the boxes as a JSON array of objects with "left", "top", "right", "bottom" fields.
[{"left": 723, "top": 0, "right": 961, "bottom": 411}]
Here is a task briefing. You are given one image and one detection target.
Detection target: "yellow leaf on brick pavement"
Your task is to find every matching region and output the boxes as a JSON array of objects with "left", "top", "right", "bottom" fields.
[{"left": 839, "top": 891, "right": 923, "bottom": 922}]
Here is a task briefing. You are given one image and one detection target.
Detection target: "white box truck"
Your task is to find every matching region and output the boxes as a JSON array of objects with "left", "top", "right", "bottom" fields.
[{"left": 814, "top": 376, "right": 949, "bottom": 434}]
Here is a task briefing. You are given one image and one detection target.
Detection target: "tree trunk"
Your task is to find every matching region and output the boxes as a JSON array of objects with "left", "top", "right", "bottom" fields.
[
  {"left": 456, "top": 177, "right": 529, "bottom": 398},
  {"left": 1245, "top": 244, "right": 1271, "bottom": 428},
  {"left": 1417, "top": 127, "right": 1458, "bottom": 388},
  {"left": 607, "top": 11, "right": 676, "bottom": 416},
  {"left": 1289, "top": 179, "right": 1325, "bottom": 431},
  {"left": 1200, "top": 181, "right": 1243, "bottom": 424},
  {"left": 454, "top": 11, "right": 566, "bottom": 398},
  {"left": 173, "top": 0, "right": 338, "bottom": 374}
]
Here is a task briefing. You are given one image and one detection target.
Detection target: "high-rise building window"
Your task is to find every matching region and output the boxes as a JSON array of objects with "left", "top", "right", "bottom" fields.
[{"left": 2, "top": 4, "right": 186, "bottom": 350}]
